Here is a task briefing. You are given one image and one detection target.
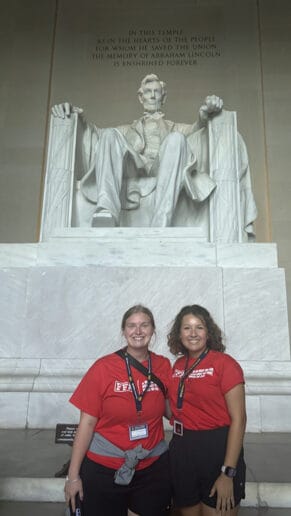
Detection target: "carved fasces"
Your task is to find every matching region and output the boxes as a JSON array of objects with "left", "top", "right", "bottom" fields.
[
  {"left": 208, "top": 110, "right": 257, "bottom": 243},
  {"left": 208, "top": 110, "right": 242, "bottom": 243},
  {"left": 40, "top": 112, "right": 79, "bottom": 241}
]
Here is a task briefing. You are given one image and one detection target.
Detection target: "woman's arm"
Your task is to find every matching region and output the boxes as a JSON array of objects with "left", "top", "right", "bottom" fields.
[
  {"left": 64, "top": 411, "right": 98, "bottom": 512},
  {"left": 210, "top": 383, "right": 246, "bottom": 514},
  {"left": 223, "top": 383, "right": 247, "bottom": 467},
  {"left": 164, "top": 398, "right": 172, "bottom": 420}
]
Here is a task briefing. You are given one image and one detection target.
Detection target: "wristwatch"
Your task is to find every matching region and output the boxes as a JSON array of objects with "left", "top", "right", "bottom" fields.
[{"left": 221, "top": 465, "right": 237, "bottom": 477}]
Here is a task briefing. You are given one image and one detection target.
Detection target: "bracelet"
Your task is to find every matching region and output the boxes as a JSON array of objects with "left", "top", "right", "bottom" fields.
[{"left": 65, "top": 475, "right": 80, "bottom": 483}]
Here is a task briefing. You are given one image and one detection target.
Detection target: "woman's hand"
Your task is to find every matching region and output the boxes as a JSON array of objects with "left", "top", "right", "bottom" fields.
[
  {"left": 64, "top": 476, "right": 83, "bottom": 513},
  {"left": 63, "top": 412, "right": 97, "bottom": 511},
  {"left": 209, "top": 473, "right": 235, "bottom": 514}
]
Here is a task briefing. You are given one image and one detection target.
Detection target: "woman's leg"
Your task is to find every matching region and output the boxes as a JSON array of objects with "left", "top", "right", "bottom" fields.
[
  {"left": 177, "top": 503, "right": 202, "bottom": 516},
  {"left": 129, "top": 453, "right": 172, "bottom": 516},
  {"left": 201, "top": 502, "right": 240, "bottom": 516},
  {"left": 81, "top": 457, "right": 128, "bottom": 516}
]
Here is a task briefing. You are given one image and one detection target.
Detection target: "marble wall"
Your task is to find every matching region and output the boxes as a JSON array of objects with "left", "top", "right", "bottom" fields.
[
  {"left": 259, "top": 0, "right": 291, "bottom": 339},
  {"left": 0, "top": 0, "right": 55, "bottom": 243}
]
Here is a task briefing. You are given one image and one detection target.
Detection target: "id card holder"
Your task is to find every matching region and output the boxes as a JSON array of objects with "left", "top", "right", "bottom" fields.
[
  {"left": 173, "top": 419, "right": 183, "bottom": 436},
  {"left": 129, "top": 423, "right": 149, "bottom": 441}
]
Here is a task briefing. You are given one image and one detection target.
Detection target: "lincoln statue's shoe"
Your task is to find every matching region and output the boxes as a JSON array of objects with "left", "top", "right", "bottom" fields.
[{"left": 91, "top": 209, "right": 116, "bottom": 227}]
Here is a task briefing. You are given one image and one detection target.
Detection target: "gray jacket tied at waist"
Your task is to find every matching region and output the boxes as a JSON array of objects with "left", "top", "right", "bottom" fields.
[{"left": 89, "top": 432, "right": 168, "bottom": 485}]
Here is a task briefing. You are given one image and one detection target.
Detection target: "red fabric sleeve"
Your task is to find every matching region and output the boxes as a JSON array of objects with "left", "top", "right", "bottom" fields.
[{"left": 220, "top": 353, "right": 245, "bottom": 394}]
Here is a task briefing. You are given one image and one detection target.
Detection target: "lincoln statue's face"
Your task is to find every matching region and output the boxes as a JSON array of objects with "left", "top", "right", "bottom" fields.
[{"left": 139, "top": 80, "right": 164, "bottom": 113}]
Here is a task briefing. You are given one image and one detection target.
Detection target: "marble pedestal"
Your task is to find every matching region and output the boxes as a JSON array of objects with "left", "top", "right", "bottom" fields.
[{"left": 0, "top": 228, "right": 290, "bottom": 431}]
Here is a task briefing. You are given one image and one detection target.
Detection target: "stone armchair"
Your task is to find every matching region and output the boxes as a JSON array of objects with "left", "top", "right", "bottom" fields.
[{"left": 40, "top": 109, "right": 257, "bottom": 243}]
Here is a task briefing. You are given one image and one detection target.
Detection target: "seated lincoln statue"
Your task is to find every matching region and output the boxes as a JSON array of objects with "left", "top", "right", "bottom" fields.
[{"left": 46, "top": 73, "right": 257, "bottom": 242}]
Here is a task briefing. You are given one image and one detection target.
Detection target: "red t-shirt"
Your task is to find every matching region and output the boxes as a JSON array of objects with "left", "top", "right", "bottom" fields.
[
  {"left": 70, "top": 351, "right": 171, "bottom": 470},
  {"left": 168, "top": 350, "right": 244, "bottom": 430}
]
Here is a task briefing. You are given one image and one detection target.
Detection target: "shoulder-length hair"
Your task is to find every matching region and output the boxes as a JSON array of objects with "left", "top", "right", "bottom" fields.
[{"left": 167, "top": 305, "right": 225, "bottom": 356}]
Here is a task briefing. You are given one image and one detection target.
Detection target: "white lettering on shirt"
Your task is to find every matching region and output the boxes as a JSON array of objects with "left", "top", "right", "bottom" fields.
[
  {"left": 173, "top": 367, "right": 214, "bottom": 379},
  {"left": 114, "top": 381, "right": 131, "bottom": 392},
  {"left": 114, "top": 380, "right": 160, "bottom": 392}
]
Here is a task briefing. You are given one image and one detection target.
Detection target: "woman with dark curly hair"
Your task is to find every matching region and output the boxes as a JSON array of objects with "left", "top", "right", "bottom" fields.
[{"left": 167, "top": 305, "right": 246, "bottom": 516}]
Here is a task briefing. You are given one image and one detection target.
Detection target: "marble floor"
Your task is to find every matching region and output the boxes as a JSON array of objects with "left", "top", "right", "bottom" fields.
[{"left": 0, "top": 502, "right": 290, "bottom": 515}]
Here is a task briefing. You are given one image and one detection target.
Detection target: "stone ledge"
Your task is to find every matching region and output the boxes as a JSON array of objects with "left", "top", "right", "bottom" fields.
[
  {"left": 1, "top": 359, "right": 291, "bottom": 393},
  {"left": 0, "top": 240, "right": 278, "bottom": 268},
  {"left": 242, "top": 483, "right": 291, "bottom": 508}
]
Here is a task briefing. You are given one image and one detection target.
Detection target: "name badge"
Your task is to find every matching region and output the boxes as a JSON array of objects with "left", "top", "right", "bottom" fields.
[
  {"left": 173, "top": 420, "right": 183, "bottom": 436},
  {"left": 129, "top": 423, "right": 149, "bottom": 441}
]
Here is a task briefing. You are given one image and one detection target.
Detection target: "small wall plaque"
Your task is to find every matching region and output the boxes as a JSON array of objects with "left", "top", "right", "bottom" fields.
[{"left": 55, "top": 423, "right": 78, "bottom": 444}]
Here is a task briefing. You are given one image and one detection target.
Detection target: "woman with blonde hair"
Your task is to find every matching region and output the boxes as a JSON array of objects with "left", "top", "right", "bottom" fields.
[{"left": 65, "top": 305, "right": 172, "bottom": 516}]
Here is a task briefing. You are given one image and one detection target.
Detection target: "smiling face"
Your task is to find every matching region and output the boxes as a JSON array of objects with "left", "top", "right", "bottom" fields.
[
  {"left": 123, "top": 311, "right": 155, "bottom": 356},
  {"left": 139, "top": 80, "right": 164, "bottom": 113},
  {"left": 179, "top": 314, "right": 208, "bottom": 358}
]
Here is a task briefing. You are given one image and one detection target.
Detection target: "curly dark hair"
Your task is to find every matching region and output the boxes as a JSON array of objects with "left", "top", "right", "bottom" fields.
[
  {"left": 167, "top": 305, "right": 225, "bottom": 356},
  {"left": 121, "top": 304, "right": 156, "bottom": 331}
]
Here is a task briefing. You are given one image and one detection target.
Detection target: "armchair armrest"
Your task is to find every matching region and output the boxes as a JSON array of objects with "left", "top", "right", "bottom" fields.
[{"left": 40, "top": 112, "right": 80, "bottom": 241}]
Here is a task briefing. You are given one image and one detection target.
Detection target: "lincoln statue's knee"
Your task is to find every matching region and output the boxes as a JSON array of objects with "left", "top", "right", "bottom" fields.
[
  {"left": 161, "top": 131, "right": 187, "bottom": 149},
  {"left": 99, "top": 127, "right": 122, "bottom": 144}
]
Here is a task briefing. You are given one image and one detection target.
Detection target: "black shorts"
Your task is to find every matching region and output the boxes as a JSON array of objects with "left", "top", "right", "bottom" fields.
[
  {"left": 80, "top": 451, "right": 171, "bottom": 516},
  {"left": 169, "top": 426, "right": 246, "bottom": 509}
]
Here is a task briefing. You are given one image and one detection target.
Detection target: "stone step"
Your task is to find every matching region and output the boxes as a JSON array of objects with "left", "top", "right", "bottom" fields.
[{"left": 1, "top": 477, "right": 291, "bottom": 508}]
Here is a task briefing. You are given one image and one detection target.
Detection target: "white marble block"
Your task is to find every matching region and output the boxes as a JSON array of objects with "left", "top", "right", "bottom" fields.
[{"left": 0, "top": 237, "right": 290, "bottom": 430}]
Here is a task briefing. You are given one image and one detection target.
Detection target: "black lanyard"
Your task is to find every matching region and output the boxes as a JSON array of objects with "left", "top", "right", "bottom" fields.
[
  {"left": 124, "top": 351, "right": 152, "bottom": 413},
  {"left": 176, "top": 348, "right": 209, "bottom": 409}
]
